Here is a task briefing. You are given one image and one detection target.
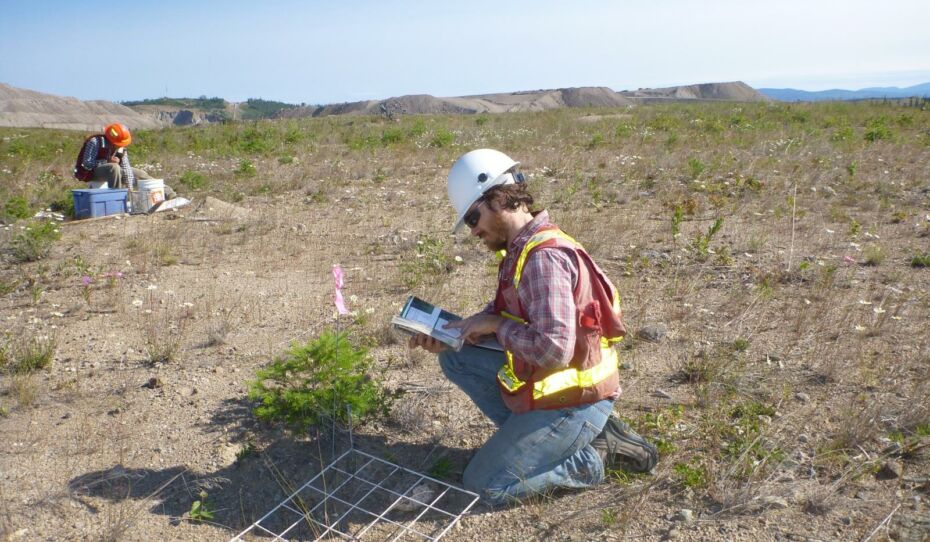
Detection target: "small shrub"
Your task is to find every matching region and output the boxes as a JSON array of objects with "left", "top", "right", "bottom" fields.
[
  {"left": 400, "top": 235, "right": 453, "bottom": 288},
  {"left": 249, "top": 330, "right": 389, "bottom": 430},
  {"left": 687, "top": 157, "right": 705, "bottom": 179},
  {"left": 863, "top": 245, "right": 885, "bottom": 266},
  {"left": 692, "top": 217, "right": 723, "bottom": 258},
  {"left": 614, "top": 123, "right": 634, "bottom": 138},
  {"left": 142, "top": 300, "right": 190, "bottom": 365},
  {"left": 427, "top": 457, "right": 454, "bottom": 480},
  {"left": 235, "top": 159, "right": 257, "bottom": 177},
  {"left": 179, "top": 170, "right": 208, "bottom": 190},
  {"left": 671, "top": 206, "right": 684, "bottom": 239},
  {"left": 4, "top": 196, "right": 31, "bottom": 220},
  {"left": 864, "top": 118, "right": 892, "bottom": 142},
  {"left": 380, "top": 127, "right": 404, "bottom": 145},
  {"left": 585, "top": 133, "right": 604, "bottom": 149},
  {"left": 429, "top": 129, "right": 455, "bottom": 148},
  {"left": 7, "top": 333, "right": 56, "bottom": 373},
  {"left": 910, "top": 252, "right": 930, "bottom": 268},
  {"left": 10, "top": 221, "right": 61, "bottom": 262},
  {"left": 673, "top": 461, "right": 707, "bottom": 488},
  {"left": 731, "top": 338, "right": 750, "bottom": 352}
]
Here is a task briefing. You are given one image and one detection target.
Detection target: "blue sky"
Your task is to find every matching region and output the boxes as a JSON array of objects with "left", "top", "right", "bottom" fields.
[{"left": 2, "top": 0, "right": 929, "bottom": 104}]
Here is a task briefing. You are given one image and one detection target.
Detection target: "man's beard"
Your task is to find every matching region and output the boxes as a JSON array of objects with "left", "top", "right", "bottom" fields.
[{"left": 481, "top": 213, "right": 509, "bottom": 252}]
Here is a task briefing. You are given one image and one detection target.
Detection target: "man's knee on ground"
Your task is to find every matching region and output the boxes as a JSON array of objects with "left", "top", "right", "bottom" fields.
[{"left": 462, "top": 460, "right": 516, "bottom": 506}]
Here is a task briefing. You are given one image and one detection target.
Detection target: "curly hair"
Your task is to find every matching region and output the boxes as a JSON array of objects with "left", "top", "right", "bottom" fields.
[{"left": 482, "top": 183, "right": 535, "bottom": 212}]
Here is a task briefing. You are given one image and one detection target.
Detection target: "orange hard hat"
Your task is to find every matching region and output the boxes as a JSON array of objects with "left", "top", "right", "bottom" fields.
[{"left": 103, "top": 123, "right": 132, "bottom": 147}]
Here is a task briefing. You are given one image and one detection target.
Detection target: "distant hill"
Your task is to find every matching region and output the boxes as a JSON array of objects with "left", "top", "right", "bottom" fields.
[
  {"left": 280, "top": 82, "right": 767, "bottom": 118},
  {"left": 759, "top": 83, "right": 930, "bottom": 102},
  {"left": 619, "top": 81, "right": 768, "bottom": 103},
  {"left": 0, "top": 81, "right": 771, "bottom": 129},
  {"left": 0, "top": 83, "right": 161, "bottom": 131}
]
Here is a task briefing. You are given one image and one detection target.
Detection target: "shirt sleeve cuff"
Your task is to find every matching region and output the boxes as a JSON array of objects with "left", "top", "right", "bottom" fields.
[{"left": 496, "top": 319, "right": 521, "bottom": 351}]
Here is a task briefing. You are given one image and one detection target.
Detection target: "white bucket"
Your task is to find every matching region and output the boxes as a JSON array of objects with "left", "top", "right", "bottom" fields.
[
  {"left": 136, "top": 179, "right": 166, "bottom": 212},
  {"left": 88, "top": 180, "right": 108, "bottom": 189}
]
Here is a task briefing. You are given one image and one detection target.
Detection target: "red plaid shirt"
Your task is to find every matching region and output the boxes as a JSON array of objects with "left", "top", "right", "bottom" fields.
[{"left": 495, "top": 211, "right": 579, "bottom": 370}]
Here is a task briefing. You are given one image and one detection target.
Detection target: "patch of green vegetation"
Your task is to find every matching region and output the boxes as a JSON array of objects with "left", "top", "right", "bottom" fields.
[
  {"left": 673, "top": 461, "right": 706, "bottom": 488},
  {"left": 687, "top": 157, "right": 705, "bottom": 179},
  {"left": 864, "top": 117, "right": 892, "bottom": 142},
  {"left": 400, "top": 234, "right": 453, "bottom": 288},
  {"left": 249, "top": 330, "right": 390, "bottom": 430},
  {"left": 863, "top": 245, "right": 885, "bottom": 266},
  {"left": 10, "top": 220, "right": 61, "bottom": 262},
  {"left": 2, "top": 333, "right": 56, "bottom": 374},
  {"left": 188, "top": 490, "right": 215, "bottom": 522},
  {"left": 585, "top": 132, "right": 604, "bottom": 149},
  {"left": 429, "top": 129, "right": 455, "bottom": 148},
  {"left": 4, "top": 195, "right": 31, "bottom": 220},
  {"left": 235, "top": 159, "right": 257, "bottom": 177},
  {"left": 692, "top": 217, "right": 723, "bottom": 259},
  {"left": 380, "top": 127, "right": 405, "bottom": 145},
  {"left": 731, "top": 338, "right": 750, "bottom": 352},
  {"left": 427, "top": 457, "right": 454, "bottom": 480},
  {"left": 178, "top": 170, "right": 208, "bottom": 190},
  {"left": 239, "top": 98, "right": 298, "bottom": 120},
  {"left": 122, "top": 96, "right": 226, "bottom": 110},
  {"left": 910, "top": 252, "right": 930, "bottom": 268}
]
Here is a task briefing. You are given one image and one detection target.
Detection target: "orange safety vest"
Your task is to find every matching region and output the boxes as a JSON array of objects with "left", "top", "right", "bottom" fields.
[{"left": 493, "top": 224, "right": 625, "bottom": 413}]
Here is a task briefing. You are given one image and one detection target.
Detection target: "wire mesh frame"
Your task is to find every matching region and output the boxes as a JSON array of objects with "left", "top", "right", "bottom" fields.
[{"left": 231, "top": 446, "right": 480, "bottom": 541}]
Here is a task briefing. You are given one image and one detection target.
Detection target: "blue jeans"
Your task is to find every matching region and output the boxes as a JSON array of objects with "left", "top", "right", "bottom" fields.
[{"left": 439, "top": 346, "right": 612, "bottom": 505}]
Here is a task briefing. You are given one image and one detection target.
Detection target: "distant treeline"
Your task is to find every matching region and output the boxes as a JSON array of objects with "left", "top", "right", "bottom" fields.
[
  {"left": 122, "top": 96, "right": 227, "bottom": 110},
  {"left": 121, "top": 96, "right": 301, "bottom": 120}
]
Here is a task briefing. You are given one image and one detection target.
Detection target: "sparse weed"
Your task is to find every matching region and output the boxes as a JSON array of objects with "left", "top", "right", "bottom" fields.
[
  {"left": 692, "top": 217, "right": 724, "bottom": 258},
  {"left": 5, "top": 332, "right": 56, "bottom": 373},
  {"left": 141, "top": 297, "right": 191, "bottom": 365},
  {"left": 400, "top": 234, "right": 453, "bottom": 288},
  {"left": 188, "top": 490, "right": 214, "bottom": 522},
  {"left": 671, "top": 206, "right": 683, "bottom": 240},
  {"left": 427, "top": 457, "right": 454, "bottom": 480},
  {"left": 863, "top": 245, "right": 884, "bottom": 266},
  {"left": 10, "top": 220, "right": 61, "bottom": 262},
  {"left": 673, "top": 461, "right": 707, "bottom": 488},
  {"left": 910, "top": 252, "right": 930, "bottom": 267},
  {"left": 687, "top": 157, "right": 705, "bottom": 179},
  {"left": 429, "top": 129, "right": 455, "bottom": 148},
  {"left": 3, "top": 195, "right": 31, "bottom": 220},
  {"left": 178, "top": 170, "right": 208, "bottom": 190},
  {"left": 235, "top": 158, "right": 257, "bottom": 177}
]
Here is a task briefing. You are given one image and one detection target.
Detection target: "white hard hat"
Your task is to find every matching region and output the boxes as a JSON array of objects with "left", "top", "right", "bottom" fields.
[{"left": 447, "top": 149, "right": 522, "bottom": 232}]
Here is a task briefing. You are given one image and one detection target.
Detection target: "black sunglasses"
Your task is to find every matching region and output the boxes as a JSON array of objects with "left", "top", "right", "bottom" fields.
[{"left": 463, "top": 199, "right": 485, "bottom": 228}]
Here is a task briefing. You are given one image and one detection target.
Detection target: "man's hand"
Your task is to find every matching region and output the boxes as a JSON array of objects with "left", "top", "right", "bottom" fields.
[
  {"left": 108, "top": 155, "right": 120, "bottom": 163},
  {"left": 408, "top": 333, "right": 447, "bottom": 354},
  {"left": 443, "top": 313, "right": 504, "bottom": 344}
]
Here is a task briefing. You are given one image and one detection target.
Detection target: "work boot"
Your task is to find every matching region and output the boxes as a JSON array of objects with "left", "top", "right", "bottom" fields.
[{"left": 592, "top": 414, "right": 658, "bottom": 473}]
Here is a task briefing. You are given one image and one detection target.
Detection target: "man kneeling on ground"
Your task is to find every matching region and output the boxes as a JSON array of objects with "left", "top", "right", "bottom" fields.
[
  {"left": 408, "top": 149, "right": 658, "bottom": 506},
  {"left": 74, "top": 122, "right": 178, "bottom": 200}
]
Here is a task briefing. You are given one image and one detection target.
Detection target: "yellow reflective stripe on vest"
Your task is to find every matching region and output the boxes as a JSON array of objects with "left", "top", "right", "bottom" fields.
[
  {"left": 530, "top": 346, "right": 618, "bottom": 400},
  {"left": 512, "top": 230, "right": 582, "bottom": 290}
]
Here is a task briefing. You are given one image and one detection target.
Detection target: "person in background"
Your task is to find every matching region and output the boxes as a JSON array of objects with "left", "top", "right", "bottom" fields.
[
  {"left": 74, "top": 123, "right": 177, "bottom": 199},
  {"left": 408, "top": 148, "right": 657, "bottom": 506}
]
